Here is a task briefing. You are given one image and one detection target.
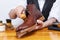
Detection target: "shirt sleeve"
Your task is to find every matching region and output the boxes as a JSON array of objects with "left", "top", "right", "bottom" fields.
[{"left": 48, "top": 0, "right": 60, "bottom": 22}]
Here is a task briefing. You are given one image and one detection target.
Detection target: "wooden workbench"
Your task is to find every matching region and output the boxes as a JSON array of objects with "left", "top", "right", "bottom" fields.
[{"left": 0, "top": 28, "right": 60, "bottom": 40}]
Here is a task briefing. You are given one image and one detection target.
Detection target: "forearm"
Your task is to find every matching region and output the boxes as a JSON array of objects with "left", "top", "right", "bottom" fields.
[{"left": 43, "top": 17, "right": 57, "bottom": 27}]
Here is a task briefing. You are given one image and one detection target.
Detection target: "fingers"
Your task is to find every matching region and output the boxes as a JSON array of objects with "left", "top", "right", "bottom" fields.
[
  {"left": 16, "top": 31, "right": 27, "bottom": 38},
  {"left": 15, "top": 6, "right": 26, "bottom": 18},
  {"left": 16, "top": 26, "right": 28, "bottom": 32},
  {"left": 33, "top": 20, "right": 44, "bottom": 30},
  {"left": 9, "top": 9, "right": 17, "bottom": 19},
  {"left": 16, "top": 27, "right": 24, "bottom": 32},
  {"left": 9, "top": 6, "right": 26, "bottom": 19}
]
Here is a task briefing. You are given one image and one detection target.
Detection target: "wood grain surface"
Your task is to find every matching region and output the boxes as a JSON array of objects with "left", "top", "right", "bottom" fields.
[{"left": 0, "top": 28, "right": 60, "bottom": 40}]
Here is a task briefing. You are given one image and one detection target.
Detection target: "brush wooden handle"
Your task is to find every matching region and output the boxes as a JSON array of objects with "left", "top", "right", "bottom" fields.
[{"left": 20, "top": 13, "right": 26, "bottom": 20}]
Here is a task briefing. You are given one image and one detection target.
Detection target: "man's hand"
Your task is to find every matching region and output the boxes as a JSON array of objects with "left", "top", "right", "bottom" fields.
[
  {"left": 9, "top": 9, "right": 17, "bottom": 19},
  {"left": 16, "top": 20, "right": 44, "bottom": 38},
  {"left": 35, "top": 17, "right": 57, "bottom": 30},
  {"left": 9, "top": 6, "right": 26, "bottom": 19},
  {"left": 35, "top": 20, "right": 44, "bottom": 30}
]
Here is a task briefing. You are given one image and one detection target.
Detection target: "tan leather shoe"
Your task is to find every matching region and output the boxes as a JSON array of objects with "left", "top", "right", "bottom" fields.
[
  {"left": 16, "top": 4, "right": 45, "bottom": 38},
  {"left": 16, "top": 4, "right": 43, "bottom": 32}
]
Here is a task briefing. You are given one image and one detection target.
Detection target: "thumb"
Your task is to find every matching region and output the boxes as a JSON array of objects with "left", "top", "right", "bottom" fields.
[{"left": 37, "top": 20, "right": 43, "bottom": 24}]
